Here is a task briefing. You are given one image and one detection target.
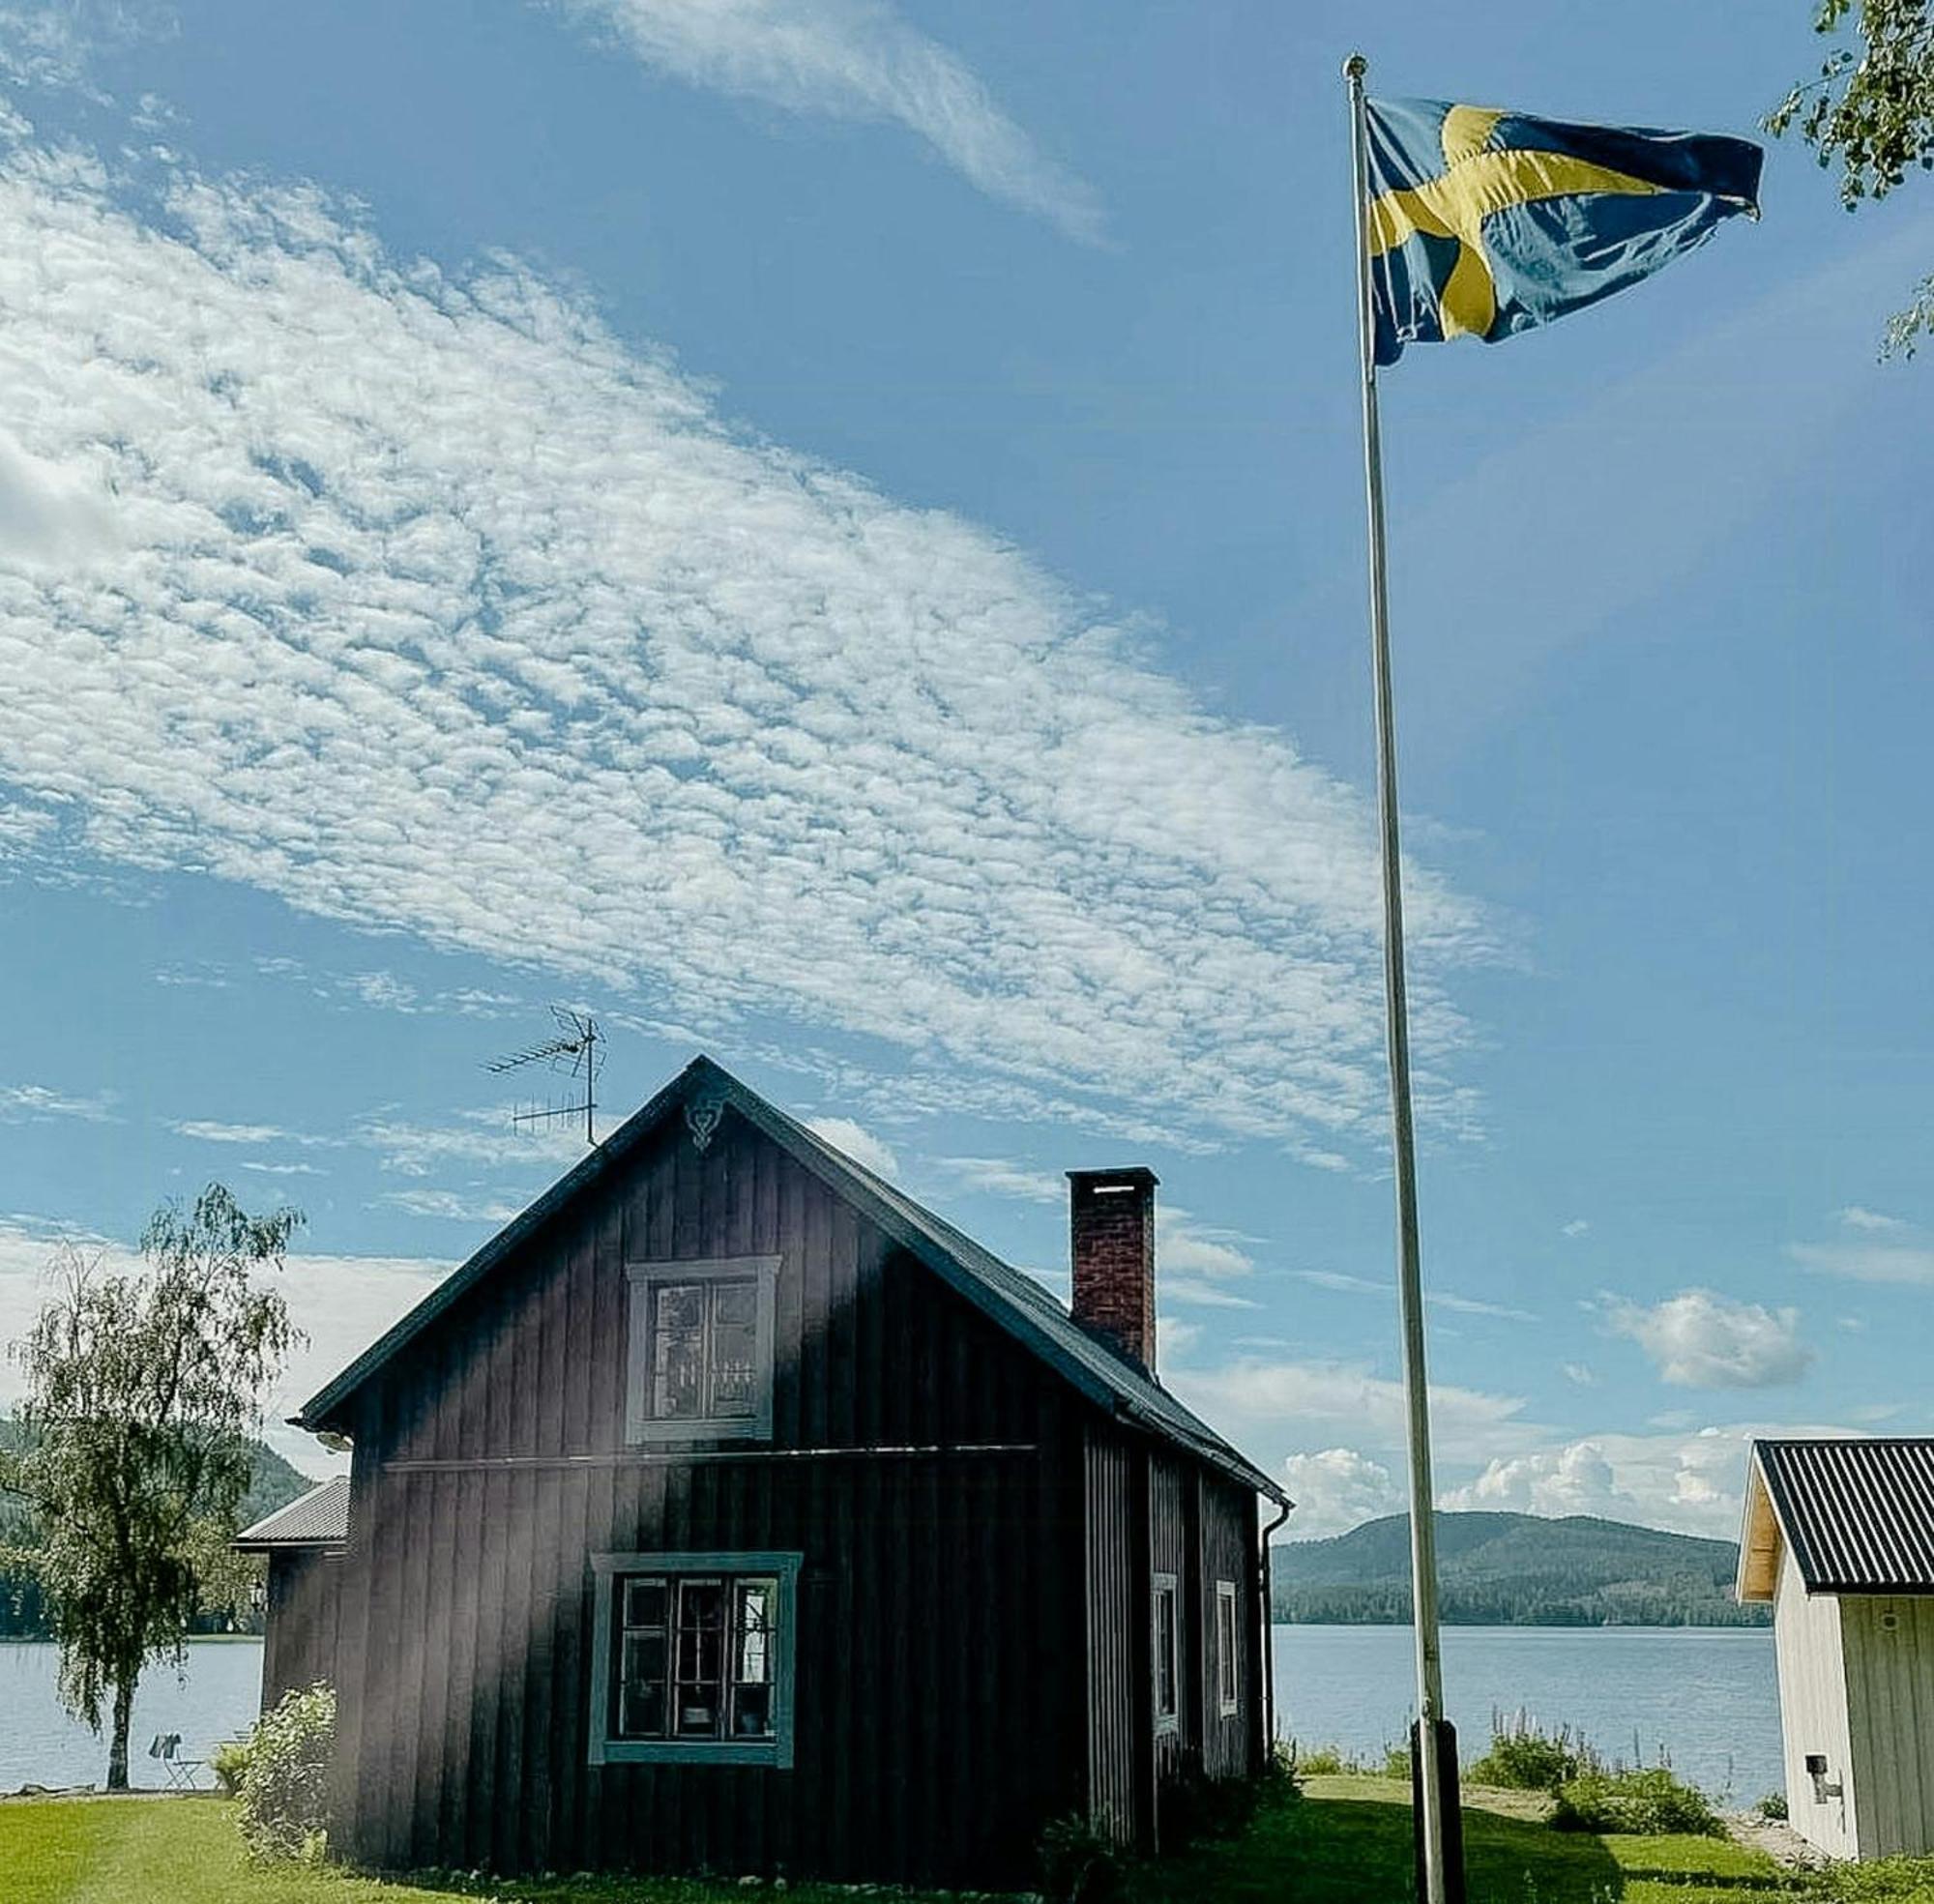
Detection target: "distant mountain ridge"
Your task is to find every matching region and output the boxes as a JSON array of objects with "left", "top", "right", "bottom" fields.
[{"left": 1271, "top": 1510, "right": 1769, "bottom": 1627}]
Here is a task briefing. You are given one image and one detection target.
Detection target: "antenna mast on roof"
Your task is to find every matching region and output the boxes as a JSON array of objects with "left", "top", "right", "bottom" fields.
[{"left": 486, "top": 1005, "right": 601, "bottom": 1146}]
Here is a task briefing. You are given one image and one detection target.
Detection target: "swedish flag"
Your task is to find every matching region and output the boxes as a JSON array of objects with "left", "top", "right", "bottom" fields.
[{"left": 1366, "top": 98, "right": 1762, "bottom": 366}]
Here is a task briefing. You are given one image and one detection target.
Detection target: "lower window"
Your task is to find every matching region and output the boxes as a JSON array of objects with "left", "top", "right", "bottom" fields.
[{"left": 589, "top": 1551, "right": 800, "bottom": 1766}]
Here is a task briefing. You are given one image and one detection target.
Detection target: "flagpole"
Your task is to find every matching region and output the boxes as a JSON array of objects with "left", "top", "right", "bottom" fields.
[{"left": 1344, "top": 52, "right": 1459, "bottom": 1904}]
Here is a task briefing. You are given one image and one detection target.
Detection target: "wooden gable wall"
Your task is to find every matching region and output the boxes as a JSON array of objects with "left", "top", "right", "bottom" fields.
[{"left": 324, "top": 1103, "right": 1096, "bottom": 1885}]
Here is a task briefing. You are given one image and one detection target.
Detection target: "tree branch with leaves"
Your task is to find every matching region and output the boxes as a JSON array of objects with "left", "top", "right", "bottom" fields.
[
  {"left": 0, "top": 1186, "right": 303, "bottom": 1790},
  {"left": 1771, "top": 0, "right": 1934, "bottom": 353}
]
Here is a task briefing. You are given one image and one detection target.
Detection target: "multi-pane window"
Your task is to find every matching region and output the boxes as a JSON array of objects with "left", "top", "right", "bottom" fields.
[
  {"left": 1216, "top": 1579, "right": 1240, "bottom": 1716},
  {"left": 651, "top": 1279, "right": 760, "bottom": 1421},
  {"left": 1153, "top": 1574, "right": 1179, "bottom": 1733},
  {"left": 612, "top": 1573, "right": 777, "bottom": 1743},
  {"left": 589, "top": 1551, "right": 800, "bottom": 1767},
  {"left": 626, "top": 1257, "right": 778, "bottom": 1443}
]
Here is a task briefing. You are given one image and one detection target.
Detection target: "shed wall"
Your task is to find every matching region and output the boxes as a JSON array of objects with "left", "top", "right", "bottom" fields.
[
  {"left": 260, "top": 1549, "right": 344, "bottom": 1713},
  {"left": 1843, "top": 1593, "right": 1934, "bottom": 1858},
  {"left": 1773, "top": 1543, "right": 1858, "bottom": 1859},
  {"left": 1083, "top": 1427, "right": 1142, "bottom": 1849},
  {"left": 326, "top": 1111, "right": 1090, "bottom": 1887}
]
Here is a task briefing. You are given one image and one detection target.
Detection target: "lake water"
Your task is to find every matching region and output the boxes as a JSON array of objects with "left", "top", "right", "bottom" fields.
[
  {"left": 0, "top": 1640, "right": 265, "bottom": 1792},
  {"left": 2, "top": 1628, "right": 1783, "bottom": 1804},
  {"left": 1273, "top": 1625, "right": 1784, "bottom": 1804}
]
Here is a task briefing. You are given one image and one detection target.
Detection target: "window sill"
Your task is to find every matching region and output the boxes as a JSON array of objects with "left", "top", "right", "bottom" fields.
[{"left": 592, "top": 1738, "right": 794, "bottom": 1769}]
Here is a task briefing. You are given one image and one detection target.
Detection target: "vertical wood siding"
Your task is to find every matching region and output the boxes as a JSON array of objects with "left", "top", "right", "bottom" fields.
[
  {"left": 329, "top": 1108, "right": 1092, "bottom": 1887},
  {"left": 260, "top": 1551, "right": 344, "bottom": 1712},
  {"left": 1843, "top": 1592, "right": 1934, "bottom": 1857},
  {"left": 1083, "top": 1428, "right": 1139, "bottom": 1847},
  {"left": 1773, "top": 1544, "right": 1859, "bottom": 1858}
]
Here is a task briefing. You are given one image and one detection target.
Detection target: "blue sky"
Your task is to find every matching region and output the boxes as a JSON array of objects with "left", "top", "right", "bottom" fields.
[{"left": 0, "top": 0, "right": 1928, "bottom": 1537}]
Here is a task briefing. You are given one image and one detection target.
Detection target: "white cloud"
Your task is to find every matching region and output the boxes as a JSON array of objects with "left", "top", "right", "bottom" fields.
[
  {"left": 1838, "top": 1206, "right": 1907, "bottom": 1234},
  {"left": 0, "top": 140, "right": 1493, "bottom": 1166},
  {"left": 1286, "top": 1265, "right": 1533, "bottom": 1321},
  {"left": 1161, "top": 1277, "right": 1258, "bottom": 1310},
  {"left": 0, "top": 1214, "right": 452, "bottom": 1478},
  {"left": 1279, "top": 1447, "right": 1403, "bottom": 1539},
  {"left": 239, "top": 1159, "right": 326, "bottom": 1178},
  {"left": 1170, "top": 1355, "right": 1531, "bottom": 1467},
  {"left": 354, "top": 1114, "right": 584, "bottom": 1178},
  {"left": 1603, "top": 1288, "right": 1811, "bottom": 1391},
  {"left": 1562, "top": 1218, "right": 1590, "bottom": 1238},
  {"left": 1156, "top": 1206, "right": 1254, "bottom": 1280},
  {"left": 1562, "top": 1362, "right": 1597, "bottom": 1387},
  {"left": 804, "top": 1114, "right": 898, "bottom": 1181},
  {"left": 381, "top": 1188, "right": 526, "bottom": 1224},
  {"left": 1156, "top": 1313, "right": 1201, "bottom": 1362},
  {"left": 171, "top": 1119, "right": 290, "bottom": 1145},
  {"left": 547, "top": 0, "right": 1104, "bottom": 242},
  {"left": 939, "top": 1157, "right": 1065, "bottom": 1205},
  {"left": 0, "top": 1080, "right": 114, "bottom": 1122},
  {"left": 1791, "top": 1239, "right": 1934, "bottom": 1287}
]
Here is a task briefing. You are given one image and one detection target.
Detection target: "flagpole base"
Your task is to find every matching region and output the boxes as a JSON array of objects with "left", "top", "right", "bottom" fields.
[{"left": 1411, "top": 1718, "right": 1467, "bottom": 1904}]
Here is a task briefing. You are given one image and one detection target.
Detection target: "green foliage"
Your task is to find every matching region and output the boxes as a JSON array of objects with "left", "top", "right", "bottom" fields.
[
  {"left": 210, "top": 1734, "right": 256, "bottom": 1797},
  {"left": 1770, "top": 0, "right": 1934, "bottom": 355},
  {"left": 1468, "top": 1714, "right": 1598, "bottom": 1792},
  {"left": 235, "top": 1683, "right": 335, "bottom": 1863},
  {"left": 1380, "top": 1741, "right": 1412, "bottom": 1783},
  {"left": 1271, "top": 1511, "right": 1772, "bottom": 1627},
  {"left": 1038, "top": 1810, "right": 1127, "bottom": 1904},
  {"left": 1548, "top": 1766, "right": 1723, "bottom": 1837},
  {"left": 0, "top": 1186, "right": 302, "bottom": 1787},
  {"left": 1818, "top": 1855, "right": 1934, "bottom": 1901},
  {"left": 1754, "top": 1788, "right": 1791, "bottom": 1822},
  {"left": 1292, "top": 1743, "right": 1351, "bottom": 1776}
]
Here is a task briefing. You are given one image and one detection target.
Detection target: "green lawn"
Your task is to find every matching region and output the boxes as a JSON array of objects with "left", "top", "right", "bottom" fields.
[
  {"left": 1134, "top": 1776, "right": 1805, "bottom": 1904},
  {"left": 8, "top": 1779, "right": 1927, "bottom": 1904}
]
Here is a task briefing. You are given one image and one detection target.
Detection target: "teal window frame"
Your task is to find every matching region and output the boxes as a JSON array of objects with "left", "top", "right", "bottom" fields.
[{"left": 587, "top": 1550, "right": 801, "bottom": 1768}]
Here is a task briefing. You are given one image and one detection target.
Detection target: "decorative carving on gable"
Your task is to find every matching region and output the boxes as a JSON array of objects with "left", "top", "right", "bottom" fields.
[{"left": 684, "top": 1091, "right": 726, "bottom": 1154}]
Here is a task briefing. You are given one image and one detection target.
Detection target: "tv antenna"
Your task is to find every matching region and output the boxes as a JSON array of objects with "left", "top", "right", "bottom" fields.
[{"left": 486, "top": 1005, "right": 602, "bottom": 1146}]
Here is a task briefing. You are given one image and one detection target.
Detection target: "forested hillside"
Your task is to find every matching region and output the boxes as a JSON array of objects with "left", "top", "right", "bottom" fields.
[
  {"left": 0, "top": 1418, "right": 311, "bottom": 1638},
  {"left": 1271, "top": 1511, "right": 1769, "bottom": 1626}
]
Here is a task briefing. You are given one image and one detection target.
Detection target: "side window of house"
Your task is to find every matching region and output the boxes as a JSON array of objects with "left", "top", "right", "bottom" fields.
[
  {"left": 590, "top": 1552, "right": 801, "bottom": 1766},
  {"left": 1216, "top": 1579, "right": 1240, "bottom": 1716},
  {"left": 626, "top": 1256, "right": 779, "bottom": 1443},
  {"left": 1153, "top": 1573, "right": 1179, "bottom": 1733}
]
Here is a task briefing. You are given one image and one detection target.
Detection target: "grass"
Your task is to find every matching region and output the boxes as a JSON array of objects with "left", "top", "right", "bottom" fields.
[
  {"left": 9, "top": 1778, "right": 1934, "bottom": 1904},
  {"left": 1132, "top": 1776, "right": 1801, "bottom": 1904}
]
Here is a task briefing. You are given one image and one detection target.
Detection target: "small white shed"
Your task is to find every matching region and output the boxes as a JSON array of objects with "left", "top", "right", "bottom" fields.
[{"left": 1737, "top": 1437, "right": 1934, "bottom": 1860}]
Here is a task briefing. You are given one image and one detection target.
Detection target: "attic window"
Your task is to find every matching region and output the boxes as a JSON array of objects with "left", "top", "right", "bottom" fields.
[{"left": 626, "top": 1257, "right": 779, "bottom": 1444}]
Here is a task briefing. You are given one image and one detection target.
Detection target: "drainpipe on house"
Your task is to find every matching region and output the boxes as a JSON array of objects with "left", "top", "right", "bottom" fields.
[{"left": 1260, "top": 1497, "right": 1292, "bottom": 1758}]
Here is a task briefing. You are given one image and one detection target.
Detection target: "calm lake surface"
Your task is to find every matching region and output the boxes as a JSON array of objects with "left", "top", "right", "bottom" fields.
[
  {"left": 3, "top": 1628, "right": 1781, "bottom": 1802},
  {"left": 0, "top": 1640, "right": 265, "bottom": 1792},
  {"left": 1273, "top": 1624, "right": 1783, "bottom": 1803}
]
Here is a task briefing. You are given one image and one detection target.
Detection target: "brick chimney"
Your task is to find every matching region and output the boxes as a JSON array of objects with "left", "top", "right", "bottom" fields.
[{"left": 1068, "top": 1166, "right": 1159, "bottom": 1375}]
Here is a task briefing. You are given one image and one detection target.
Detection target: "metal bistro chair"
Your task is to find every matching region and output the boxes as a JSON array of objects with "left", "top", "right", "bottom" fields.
[{"left": 147, "top": 1732, "right": 206, "bottom": 1792}]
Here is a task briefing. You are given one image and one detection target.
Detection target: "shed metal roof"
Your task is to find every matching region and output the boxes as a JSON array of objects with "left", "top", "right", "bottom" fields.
[
  {"left": 1744, "top": 1438, "right": 1934, "bottom": 1596},
  {"left": 296, "top": 1056, "right": 1288, "bottom": 1506},
  {"left": 233, "top": 1476, "right": 349, "bottom": 1551}
]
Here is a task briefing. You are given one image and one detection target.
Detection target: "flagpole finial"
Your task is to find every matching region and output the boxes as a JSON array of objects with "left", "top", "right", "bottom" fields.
[{"left": 1344, "top": 52, "right": 1368, "bottom": 81}]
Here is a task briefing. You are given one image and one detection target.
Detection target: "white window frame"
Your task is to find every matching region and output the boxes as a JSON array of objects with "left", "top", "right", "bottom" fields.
[
  {"left": 1216, "top": 1578, "right": 1240, "bottom": 1717},
  {"left": 1153, "top": 1571, "right": 1180, "bottom": 1735},
  {"left": 625, "top": 1255, "right": 779, "bottom": 1445}
]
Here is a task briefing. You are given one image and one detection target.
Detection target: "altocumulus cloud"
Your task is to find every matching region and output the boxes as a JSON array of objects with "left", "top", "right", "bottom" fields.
[{"left": 0, "top": 136, "right": 1490, "bottom": 1158}]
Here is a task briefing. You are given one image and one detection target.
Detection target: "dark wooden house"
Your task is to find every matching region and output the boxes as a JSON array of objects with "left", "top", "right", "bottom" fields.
[
  {"left": 281, "top": 1055, "right": 1290, "bottom": 1886},
  {"left": 233, "top": 1477, "right": 349, "bottom": 1711}
]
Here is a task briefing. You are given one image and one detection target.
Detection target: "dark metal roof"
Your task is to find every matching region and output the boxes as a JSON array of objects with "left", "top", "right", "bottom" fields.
[
  {"left": 233, "top": 1476, "right": 349, "bottom": 1551},
  {"left": 297, "top": 1055, "right": 1287, "bottom": 1505},
  {"left": 1753, "top": 1438, "right": 1934, "bottom": 1595}
]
